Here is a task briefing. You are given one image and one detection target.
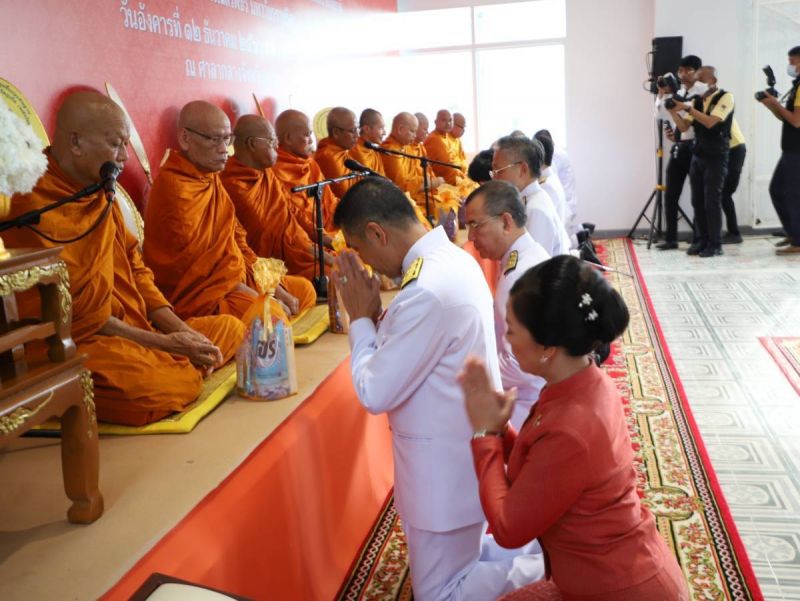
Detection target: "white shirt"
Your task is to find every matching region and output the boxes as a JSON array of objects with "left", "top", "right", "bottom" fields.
[
  {"left": 494, "top": 232, "right": 550, "bottom": 430},
  {"left": 520, "top": 180, "right": 571, "bottom": 257},
  {"left": 654, "top": 82, "right": 706, "bottom": 141},
  {"left": 348, "top": 226, "right": 501, "bottom": 532},
  {"left": 552, "top": 146, "right": 579, "bottom": 237}
]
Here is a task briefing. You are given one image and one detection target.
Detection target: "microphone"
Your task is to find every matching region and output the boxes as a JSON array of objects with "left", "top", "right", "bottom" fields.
[
  {"left": 99, "top": 161, "right": 121, "bottom": 202},
  {"left": 363, "top": 140, "right": 387, "bottom": 154},
  {"left": 344, "top": 158, "right": 384, "bottom": 178}
]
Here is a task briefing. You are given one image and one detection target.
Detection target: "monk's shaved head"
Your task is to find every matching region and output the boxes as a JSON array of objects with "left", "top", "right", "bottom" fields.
[
  {"left": 414, "top": 112, "right": 429, "bottom": 144},
  {"left": 327, "top": 107, "right": 358, "bottom": 151},
  {"left": 275, "top": 109, "right": 314, "bottom": 158},
  {"left": 391, "top": 112, "right": 419, "bottom": 146},
  {"left": 434, "top": 109, "right": 453, "bottom": 134},
  {"left": 359, "top": 109, "right": 386, "bottom": 144},
  {"left": 51, "top": 90, "right": 130, "bottom": 188},
  {"left": 177, "top": 100, "right": 231, "bottom": 173},
  {"left": 233, "top": 114, "right": 278, "bottom": 169},
  {"left": 452, "top": 112, "right": 466, "bottom": 139}
]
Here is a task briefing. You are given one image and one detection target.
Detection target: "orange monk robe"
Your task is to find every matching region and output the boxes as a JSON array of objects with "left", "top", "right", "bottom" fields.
[
  {"left": 349, "top": 136, "right": 386, "bottom": 178},
  {"left": 451, "top": 136, "right": 467, "bottom": 171},
  {"left": 314, "top": 137, "right": 358, "bottom": 198},
  {"left": 220, "top": 156, "right": 318, "bottom": 280},
  {"left": 144, "top": 151, "right": 315, "bottom": 322},
  {"left": 272, "top": 147, "right": 338, "bottom": 238},
  {"left": 4, "top": 152, "right": 245, "bottom": 426},
  {"left": 381, "top": 136, "right": 440, "bottom": 217},
  {"left": 424, "top": 131, "right": 466, "bottom": 185}
]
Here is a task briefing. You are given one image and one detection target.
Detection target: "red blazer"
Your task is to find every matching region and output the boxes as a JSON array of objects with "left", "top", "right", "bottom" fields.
[{"left": 472, "top": 364, "right": 675, "bottom": 597}]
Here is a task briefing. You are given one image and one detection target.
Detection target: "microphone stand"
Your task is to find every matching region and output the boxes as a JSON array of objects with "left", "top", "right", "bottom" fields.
[
  {"left": 292, "top": 171, "right": 368, "bottom": 302},
  {"left": 371, "top": 145, "right": 460, "bottom": 223},
  {"left": 0, "top": 182, "right": 108, "bottom": 234}
]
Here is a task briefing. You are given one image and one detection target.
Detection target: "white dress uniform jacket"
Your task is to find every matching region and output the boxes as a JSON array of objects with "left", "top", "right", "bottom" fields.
[
  {"left": 348, "top": 226, "right": 501, "bottom": 533},
  {"left": 494, "top": 232, "right": 550, "bottom": 430},
  {"left": 540, "top": 166, "right": 568, "bottom": 225},
  {"left": 552, "top": 146, "right": 579, "bottom": 237},
  {"left": 520, "top": 180, "right": 571, "bottom": 257}
]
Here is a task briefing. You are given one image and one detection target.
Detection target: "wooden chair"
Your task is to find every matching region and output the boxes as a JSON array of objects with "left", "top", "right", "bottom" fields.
[{"left": 0, "top": 247, "right": 103, "bottom": 524}]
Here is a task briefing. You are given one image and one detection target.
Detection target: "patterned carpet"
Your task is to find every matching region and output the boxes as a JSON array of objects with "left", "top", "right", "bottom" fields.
[
  {"left": 336, "top": 238, "right": 763, "bottom": 601},
  {"left": 760, "top": 337, "right": 800, "bottom": 396}
]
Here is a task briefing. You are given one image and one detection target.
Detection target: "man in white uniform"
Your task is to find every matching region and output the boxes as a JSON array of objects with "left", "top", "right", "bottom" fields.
[
  {"left": 464, "top": 180, "right": 550, "bottom": 429},
  {"left": 533, "top": 131, "right": 568, "bottom": 228},
  {"left": 491, "top": 136, "right": 570, "bottom": 257},
  {"left": 536, "top": 129, "right": 579, "bottom": 242},
  {"left": 333, "top": 177, "right": 544, "bottom": 601}
]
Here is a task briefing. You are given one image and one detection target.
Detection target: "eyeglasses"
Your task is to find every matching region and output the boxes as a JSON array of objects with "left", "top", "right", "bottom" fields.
[
  {"left": 489, "top": 161, "right": 522, "bottom": 179},
  {"left": 332, "top": 126, "right": 359, "bottom": 135},
  {"left": 249, "top": 136, "right": 278, "bottom": 148},
  {"left": 466, "top": 215, "right": 499, "bottom": 231},
  {"left": 184, "top": 126, "right": 234, "bottom": 147}
]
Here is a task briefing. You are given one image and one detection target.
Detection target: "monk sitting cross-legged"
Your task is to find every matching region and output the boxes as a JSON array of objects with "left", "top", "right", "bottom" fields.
[
  {"left": 4, "top": 91, "right": 245, "bottom": 426},
  {"left": 144, "top": 101, "right": 315, "bottom": 324},
  {"left": 272, "top": 109, "right": 339, "bottom": 239},
  {"left": 221, "top": 115, "right": 333, "bottom": 281},
  {"left": 314, "top": 106, "right": 360, "bottom": 198}
]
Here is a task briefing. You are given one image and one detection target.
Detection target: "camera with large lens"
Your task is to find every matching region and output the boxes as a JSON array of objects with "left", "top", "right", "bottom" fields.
[{"left": 754, "top": 65, "right": 779, "bottom": 101}]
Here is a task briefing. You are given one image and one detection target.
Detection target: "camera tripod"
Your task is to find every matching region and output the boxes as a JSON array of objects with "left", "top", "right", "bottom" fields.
[{"left": 628, "top": 117, "right": 694, "bottom": 247}]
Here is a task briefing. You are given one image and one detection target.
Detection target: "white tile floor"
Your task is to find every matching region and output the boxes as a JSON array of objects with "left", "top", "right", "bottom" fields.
[{"left": 632, "top": 236, "right": 800, "bottom": 600}]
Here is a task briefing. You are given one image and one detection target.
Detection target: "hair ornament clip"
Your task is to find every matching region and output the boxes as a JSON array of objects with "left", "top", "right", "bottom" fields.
[{"left": 578, "top": 293, "right": 593, "bottom": 308}]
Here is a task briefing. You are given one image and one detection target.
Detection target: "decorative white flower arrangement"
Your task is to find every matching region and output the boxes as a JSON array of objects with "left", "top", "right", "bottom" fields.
[{"left": 0, "top": 103, "right": 47, "bottom": 199}]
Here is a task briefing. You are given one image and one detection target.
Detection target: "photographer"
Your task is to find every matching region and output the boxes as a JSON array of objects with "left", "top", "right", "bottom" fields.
[
  {"left": 757, "top": 46, "right": 800, "bottom": 255},
  {"left": 654, "top": 55, "right": 705, "bottom": 250},
  {"left": 669, "top": 66, "right": 734, "bottom": 257}
]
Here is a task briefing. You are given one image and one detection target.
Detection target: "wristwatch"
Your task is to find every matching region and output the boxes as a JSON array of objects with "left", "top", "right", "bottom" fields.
[{"left": 472, "top": 429, "right": 504, "bottom": 439}]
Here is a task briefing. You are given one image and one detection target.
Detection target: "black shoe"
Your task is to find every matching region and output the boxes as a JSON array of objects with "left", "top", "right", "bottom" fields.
[
  {"left": 656, "top": 241, "right": 678, "bottom": 250},
  {"left": 722, "top": 232, "right": 743, "bottom": 244},
  {"left": 699, "top": 246, "right": 723, "bottom": 258},
  {"left": 582, "top": 222, "right": 596, "bottom": 234},
  {"left": 772, "top": 229, "right": 787, "bottom": 237},
  {"left": 576, "top": 229, "right": 589, "bottom": 245},
  {"left": 687, "top": 242, "right": 705, "bottom": 256}
]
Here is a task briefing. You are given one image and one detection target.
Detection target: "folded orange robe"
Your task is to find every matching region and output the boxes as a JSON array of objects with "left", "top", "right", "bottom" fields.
[
  {"left": 145, "top": 151, "right": 315, "bottom": 323},
  {"left": 221, "top": 157, "right": 318, "bottom": 281},
  {"left": 272, "top": 147, "right": 338, "bottom": 237},
  {"left": 424, "top": 131, "right": 466, "bottom": 185},
  {"left": 4, "top": 152, "right": 244, "bottom": 426},
  {"left": 349, "top": 136, "right": 386, "bottom": 178},
  {"left": 314, "top": 137, "right": 358, "bottom": 198}
]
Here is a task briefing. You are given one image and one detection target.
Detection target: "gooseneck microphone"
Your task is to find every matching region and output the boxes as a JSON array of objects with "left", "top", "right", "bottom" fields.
[
  {"left": 99, "top": 161, "right": 121, "bottom": 203},
  {"left": 344, "top": 158, "right": 384, "bottom": 178}
]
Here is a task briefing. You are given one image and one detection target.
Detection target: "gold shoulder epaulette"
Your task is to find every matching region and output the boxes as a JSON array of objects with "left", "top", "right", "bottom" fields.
[
  {"left": 401, "top": 257, "right": 423, "bottom": 289},
  {"left": 504, "top": 250, "right": 519, "bottom": 275}
]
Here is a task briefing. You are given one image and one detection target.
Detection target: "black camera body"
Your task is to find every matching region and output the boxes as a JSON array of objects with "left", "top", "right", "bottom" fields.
[
  {"left": 664, "top": 93, "right": 698, "bottom": 111},
  {"left": 755, "top": 65, "right": 779, "bottom": 101}
]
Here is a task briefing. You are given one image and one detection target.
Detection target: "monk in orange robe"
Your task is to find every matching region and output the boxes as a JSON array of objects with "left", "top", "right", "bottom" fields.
[
  {"left": 314, "top": 107, "right": 361, "bottom": 198},
  {"left": 144, "top": 101, "right": 315, "bottom": 323},
  {"left": 414, "top": 112, "right": 429, "bottom": 145},
  {"left": 4, "top": 92, "right": 245, "bottom": 426},
  {"left": 424, "top": 109, "right": 466, "bottom": 185},
  {"left": 272, "top": 109, "right": 338, "bottom": 238},
  {"left": 451, "top": 112, "right": 468, "bottom": 171},
  {"left": 381, "top": 112, "right": 443, "bottom": 221},
  {"left": 349, "top": 108, "right": 387, "bottom": 177},
  {"left": 221, "top": 115, "right": 333, "bottom": 281}
]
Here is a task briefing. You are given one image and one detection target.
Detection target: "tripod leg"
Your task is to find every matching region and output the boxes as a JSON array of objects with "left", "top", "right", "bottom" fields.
[
  {"left": 647, "top": 191, "right": 661, "bottom": 249},
  {"left": 677, "top": 205, "right": 694, "bottom": 232},
  {"left": 627, "top": 189, "right": 657, "bottom": 238}
]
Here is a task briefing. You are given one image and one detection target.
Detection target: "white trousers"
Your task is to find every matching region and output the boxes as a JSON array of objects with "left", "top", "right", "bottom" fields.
[{"left": 402, "top": 521, "right": 545, "bottom": 601}]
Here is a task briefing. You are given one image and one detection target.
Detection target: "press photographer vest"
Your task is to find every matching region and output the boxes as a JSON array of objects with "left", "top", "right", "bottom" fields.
[
  {"left": 782, "top": 78, "right": 800, "bottom": 153},
  {"left": 692, "top": 89, "right": 733, "bottom": 157}
]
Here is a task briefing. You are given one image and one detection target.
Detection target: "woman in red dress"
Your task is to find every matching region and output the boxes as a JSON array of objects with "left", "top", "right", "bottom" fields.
[{"left": 459, "top": 255, "right": 688, "bottom": 601}]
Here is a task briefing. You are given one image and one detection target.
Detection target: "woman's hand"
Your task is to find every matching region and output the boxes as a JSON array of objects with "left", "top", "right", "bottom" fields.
[{"left": 458, "top": 355, "right": 515, "bottom": 433}]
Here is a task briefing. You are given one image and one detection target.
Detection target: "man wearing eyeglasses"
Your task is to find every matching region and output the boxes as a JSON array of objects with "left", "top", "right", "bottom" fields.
[
  {"left": 221, "top": 114, "right": 332, "bottom": 281},
  {"left": 464, "top": 180, "right": 549, "bottom": 429},
  {"left": 490, "top": 136, "right": 570, "bottom": 257},
  {"left": 272, "top": 109, "right": 339, "bottom": 239},
  {"left": 315, "top": 107, "right": 361, "bottom": 198},
  {"left": 145, "top": 101, "right": 316, "bottom": 323}
]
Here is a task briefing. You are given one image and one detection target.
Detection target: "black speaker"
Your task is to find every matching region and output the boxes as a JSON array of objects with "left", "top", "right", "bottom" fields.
[{"left": 649, "top": 36, "right": 683, "bottom": 92}]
